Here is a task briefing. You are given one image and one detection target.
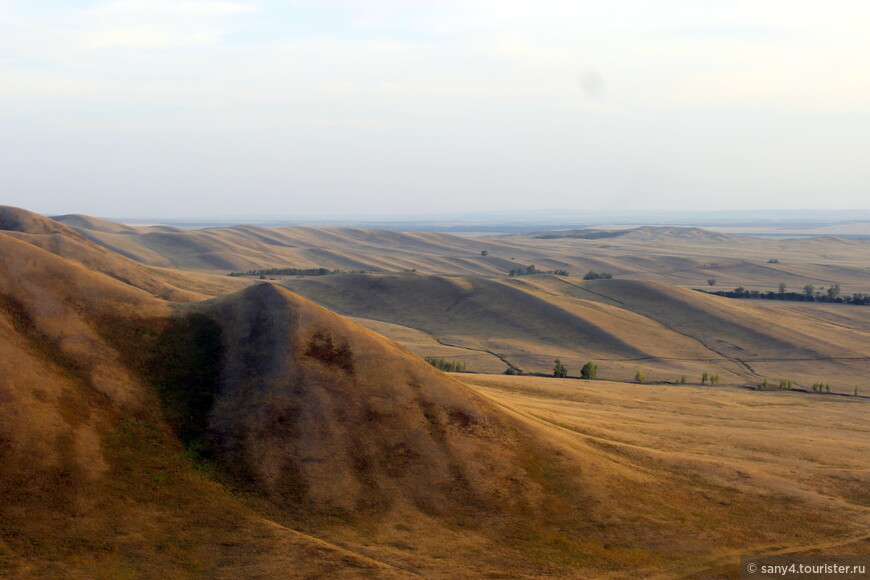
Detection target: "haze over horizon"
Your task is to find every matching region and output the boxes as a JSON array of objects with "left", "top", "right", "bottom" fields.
[{"left": 2, "top": 1, "right": 869, "bottom": 218}]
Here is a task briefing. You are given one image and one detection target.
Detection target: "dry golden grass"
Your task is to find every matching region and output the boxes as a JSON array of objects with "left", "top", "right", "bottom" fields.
[
  {"left": 457, "top": 373, "right": 870, "bottom": 578},
  {"left": 2, "top": 205, "right": 868, "bottom": 578},
  {"left": 0, "top": 229, "right": 437, "bottom": 578}
]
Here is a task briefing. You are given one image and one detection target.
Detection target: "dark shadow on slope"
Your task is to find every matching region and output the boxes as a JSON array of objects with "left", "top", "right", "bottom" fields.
[{"left": 149, "top": 313, "right": 223, "bottom": 460}]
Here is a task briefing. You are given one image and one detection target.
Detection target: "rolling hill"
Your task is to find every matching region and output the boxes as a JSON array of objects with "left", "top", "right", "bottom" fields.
[
  {"left": 0, "top": 221, "right": 552, "bottom": 577},
  {"left": 279, "top": 273, "right": 870, "bottom": 392},
  {"left": 51, "top": 212, "right": 870, "bottom": 294},
  {"left": 1, "top": 206, "right": 867, "bottom": 577}
]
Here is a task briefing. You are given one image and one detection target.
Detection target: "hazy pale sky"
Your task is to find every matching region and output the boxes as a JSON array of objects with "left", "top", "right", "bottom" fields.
[{"left": 1, "top": 1, "right": 868, "bottom": 217}]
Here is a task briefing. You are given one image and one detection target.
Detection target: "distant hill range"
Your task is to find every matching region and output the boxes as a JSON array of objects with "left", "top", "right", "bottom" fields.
[{"left": 50, "top": 213, "right": 870, "bottom": 295}]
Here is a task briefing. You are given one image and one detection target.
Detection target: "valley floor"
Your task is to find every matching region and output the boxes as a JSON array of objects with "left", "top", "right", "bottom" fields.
[{"left": 457, "top": 373, "right": 870, "bottom": 578}]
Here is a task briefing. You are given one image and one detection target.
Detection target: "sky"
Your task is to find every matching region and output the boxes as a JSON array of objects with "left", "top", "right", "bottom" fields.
[{"left": 1, "top": 1, "right": 868, "bottom": 218}]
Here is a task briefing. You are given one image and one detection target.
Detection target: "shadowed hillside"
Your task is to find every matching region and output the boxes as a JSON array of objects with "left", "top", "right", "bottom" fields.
[
  {"left": 281, "top": 273, "right": 870, "bottom": 391},
  {"left": 200, "top": 282, "right": 539, "bottom": 521}
]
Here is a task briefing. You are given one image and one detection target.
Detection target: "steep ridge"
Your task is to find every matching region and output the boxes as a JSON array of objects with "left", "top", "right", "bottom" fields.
[{"left": 201, "top": 283, "right": 538, "bottom": 519}]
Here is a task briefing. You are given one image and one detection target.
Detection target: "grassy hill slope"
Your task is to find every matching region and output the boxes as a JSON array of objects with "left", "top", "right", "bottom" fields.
[{"left": 281, "top": 274, "right": 869, "bottom": 391}]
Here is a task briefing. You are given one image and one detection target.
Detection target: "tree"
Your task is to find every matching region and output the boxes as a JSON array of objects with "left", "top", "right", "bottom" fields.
[
  {"left": 827, "top": 284, "right": 841, "bottom": 299},
  {"left": 553, "top": 359, "right": 567, "bottom": 378},
  {"left": 803, "top": 284, "right": 815, "bottom": 297},
  {"left": 678, "top": 376, "right": 687, "bottom": 384},
  {"left": 710, "top": 374, "right": 720, "bottom": 385},
  {"left": 701, "top": 372, "right": 708, "bottom": 385},
  {"left": 424, "top": 357, "right": 467, "bottom": 373},
  {"left": 707, "top": 278, "right": 717, "bottom": 286},
  {"left": 635, "top": 369, "right": 645, "bottom": 383},
  {"left": 504, "top": 366, "right": 519, "bottom": 375},
  {"left": 481, "top": 250, "right": 488, "bottom": 256},
  {"left": 580, "top": 361, "right": 598, "bottom": 380},
  {"left": 778, "top": 282, "right": 787, "bottom": 295}
]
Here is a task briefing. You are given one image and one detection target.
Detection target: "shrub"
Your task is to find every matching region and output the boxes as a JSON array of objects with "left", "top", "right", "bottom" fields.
[
  {"left": 580, "top": 361, "right": 598, "bottom": 380},
  {"left": 583, "top": 271, "right": 613, "bottom": 280}
]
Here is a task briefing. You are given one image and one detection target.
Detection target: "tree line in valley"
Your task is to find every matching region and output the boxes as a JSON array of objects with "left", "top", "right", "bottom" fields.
[
  {"left": 507, "top": 265, "right": 613, "bottom": 279},
  {"left": 699, "top": 283, "right": 867, "bottom": 305},
  {"left": 228, "top": 267, "right": 367, "bottom": 277}
]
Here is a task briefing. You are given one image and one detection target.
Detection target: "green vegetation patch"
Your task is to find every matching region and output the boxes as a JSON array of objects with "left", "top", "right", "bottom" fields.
[
  {"left": 424, "top": 356, "right": 468, "bottom": 373},
  {"left": 149, "top": 313, "right": 223, "bottom": 460}
]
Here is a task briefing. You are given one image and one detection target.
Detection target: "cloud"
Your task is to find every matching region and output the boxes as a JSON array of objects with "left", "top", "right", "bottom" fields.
[
  {"left": 1, "top": 1, "right": 869, "bottom": 215},
  {"left": 75, "top": 1, "right": 256, "bottom": 49}
]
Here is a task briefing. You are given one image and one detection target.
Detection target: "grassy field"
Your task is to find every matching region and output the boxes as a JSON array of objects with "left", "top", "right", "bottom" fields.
[{"left": 457, "top": 373, "right": 870, "bottom": 578}]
